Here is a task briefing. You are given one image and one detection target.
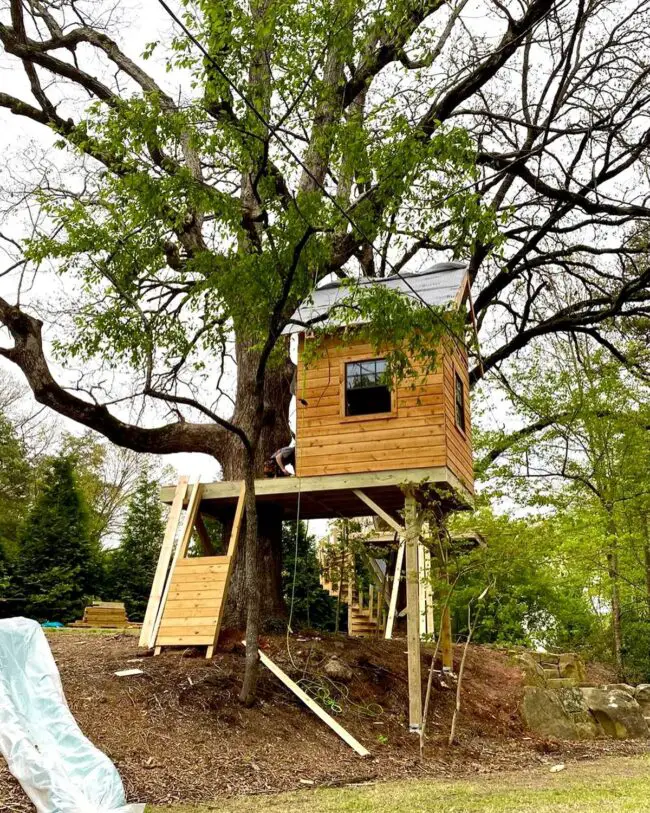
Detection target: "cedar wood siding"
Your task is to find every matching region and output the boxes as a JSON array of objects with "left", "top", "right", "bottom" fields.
[
  {"left": 441, "top": 342, "right": 473, "bottom": 492},
  {"left": 295, "top": 333, "right": 473, "bottom": 492}
]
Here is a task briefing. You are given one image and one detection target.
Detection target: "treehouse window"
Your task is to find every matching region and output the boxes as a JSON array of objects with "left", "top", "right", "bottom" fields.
[
  {"left": 345, "top": 359, "right": 392, "bottom": 417},
  {"left": 454, "top": 372, "right": 466, "bottom": 432}
]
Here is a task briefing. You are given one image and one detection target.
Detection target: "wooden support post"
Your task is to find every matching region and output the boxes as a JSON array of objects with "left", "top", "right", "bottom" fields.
[
  {"left": 385, "top": 541, "right": 404, "bottom": 640},
  {"left": 140, "top": 477, "right": 188, "bottom": 649},
  {"left": 424, "top": 547, "right": 435, "bottom": 638},
  {"left": 149, "top": 480, "right": 203, "bottom": 649},
  {"left": 404, "top": 491, "right": 423, "bottom": 732},
  {"left": 440, "top": 604, "right": 454, "bottom": 673},
  {"left": 418, "top": 543, "right": 428, "bottom": 639},
  {"left": 368, "top": 584, "right": 374, "bottom": 621},
  {"left": 433, "top": 537, "right": 454, "bottom": 672}
]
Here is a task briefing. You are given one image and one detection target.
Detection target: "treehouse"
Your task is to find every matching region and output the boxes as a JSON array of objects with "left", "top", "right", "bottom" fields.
[
  {"left": 286, "top": 261, "right": 473, "bottom": 491},
  {"left": 141, "top": 262, "right": 474, "bottom": 733}
]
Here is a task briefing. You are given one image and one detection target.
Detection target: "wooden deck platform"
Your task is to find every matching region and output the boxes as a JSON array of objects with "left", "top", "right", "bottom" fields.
[{"left": 159, "top": 466, "right": 472, "bottom": 522}]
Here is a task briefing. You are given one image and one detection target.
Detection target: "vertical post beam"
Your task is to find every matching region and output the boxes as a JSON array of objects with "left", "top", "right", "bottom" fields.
[
  {"left": 140, "top": 476, "right": 188, "bottom": 648},
  {"left": 418, "top": 543, "right": 428, "bottom": 639},
  {"left": 150, "top": 481, "right": 203, "bottom": 650},
  {"left": 424, "top": 547, "right": 435, "bottom": 638},
  {"left": 404, "top": 491, "right": 422, "bottom": 732},
  {"left": 384, "top": 541, "right": 404, "bottom": 640}
]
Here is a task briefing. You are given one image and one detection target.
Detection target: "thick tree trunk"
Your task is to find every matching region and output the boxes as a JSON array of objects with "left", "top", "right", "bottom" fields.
[
  {"left": 240, "top": 465, "right": 261, "bottom": 705},
  {"left": 221, "top": 341, "right": 294, "bottom": 629}
]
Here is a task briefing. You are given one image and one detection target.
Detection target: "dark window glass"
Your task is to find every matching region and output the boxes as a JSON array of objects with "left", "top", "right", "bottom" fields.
[
  {"left": 345, "top": 358, "right": 391, "bottom": 416},
  {"left": 454, "top": 372, "right": 466, "bottom": 432}
]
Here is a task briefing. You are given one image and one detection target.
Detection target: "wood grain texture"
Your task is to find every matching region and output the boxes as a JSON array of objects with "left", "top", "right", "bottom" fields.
[
  {"left": 153, "top": 481, "right": 246, "bottom": 655},
  {"left": 296, "top": 332, "right": 473, "bottom": 490}
]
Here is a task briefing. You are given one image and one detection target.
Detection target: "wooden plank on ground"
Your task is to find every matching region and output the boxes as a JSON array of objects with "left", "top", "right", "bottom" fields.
[
  {"left": 255, "top": 646, "right": 370, "bottom": 757},
  {"left": 140, "top": 476, "right": 188, "bottom": 648}
]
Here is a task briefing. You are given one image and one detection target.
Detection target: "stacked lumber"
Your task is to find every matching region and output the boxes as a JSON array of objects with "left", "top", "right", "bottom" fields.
[{"left": 70, "top": 602, "right": 131, "bottom": 629}]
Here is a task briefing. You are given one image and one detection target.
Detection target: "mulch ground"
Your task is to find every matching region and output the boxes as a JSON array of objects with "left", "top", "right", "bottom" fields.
[{"left": 1, "top": 631, "right": 647, "bottom": 811}]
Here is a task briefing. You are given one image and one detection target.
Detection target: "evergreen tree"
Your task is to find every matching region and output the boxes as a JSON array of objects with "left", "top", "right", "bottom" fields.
[
  {"left": 16, "top": 455, "right": 95, "bottom": 622},
  {"left": 105, "top": 471, "right": 164, "bottom": 621}
]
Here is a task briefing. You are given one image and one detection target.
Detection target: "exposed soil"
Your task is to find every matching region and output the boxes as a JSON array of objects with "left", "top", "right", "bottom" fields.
[{"left": 0, "top": 632, "right": 646, "bottom": 811}]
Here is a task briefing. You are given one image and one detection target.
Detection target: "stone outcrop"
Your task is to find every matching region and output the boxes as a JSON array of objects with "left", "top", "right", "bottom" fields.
[
  {"left": 634, "top": 684, "right": 650, "bottom": 723},
  {"left": 556, "top": 687, "right": 603, "bottom": 740},
  {"left": 579, "top": 688, "right": 649, "bottom": 740},
  {"left": 515, "top": 649, "right": 650, "bottom": 742},
  {"left": 510, "top": 649, "right": 587, "bottom": 689},
  {"left": 521, "top": 687, "right": 579, "bottom": 740}
]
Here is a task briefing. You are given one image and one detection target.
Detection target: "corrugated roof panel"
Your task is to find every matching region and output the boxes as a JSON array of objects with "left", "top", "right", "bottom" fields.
[{"left": 283, "top": 262, "right": 468, "bottom": 334}]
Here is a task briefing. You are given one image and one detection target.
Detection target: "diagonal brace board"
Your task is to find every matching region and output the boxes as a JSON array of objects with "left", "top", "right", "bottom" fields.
[
  {"left": 385, "top": 541, "right": 405, "bottom": 640},
  {"left": 206, "top": 481, "right": 246, "bottom": 658},
  {"left": 139, "top": 477, "right": 188, "bottom": 648},
  {"left": 352, "top": 489, "right": 405, "bottom": 535},
  {"left": 149, "top": 480, "right": 204, "bottom": 649},
  {"left": 254, "top": 645, "right": 370, "bottom": 757}
]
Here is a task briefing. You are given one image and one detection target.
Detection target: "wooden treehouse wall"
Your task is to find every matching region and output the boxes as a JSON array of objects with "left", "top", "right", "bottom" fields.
[{"left": 295, "top": 333, "right": 473, "bottom": 491}]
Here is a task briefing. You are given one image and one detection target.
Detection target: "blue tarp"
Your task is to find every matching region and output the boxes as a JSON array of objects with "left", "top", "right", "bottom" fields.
[{"left": 0, "top": 617, "right": 144, "bottom": 813}]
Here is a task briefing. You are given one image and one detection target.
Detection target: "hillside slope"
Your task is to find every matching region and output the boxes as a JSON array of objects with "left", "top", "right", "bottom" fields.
[{"left": 0, "top": 632, "right": 641, "bottom": 811}]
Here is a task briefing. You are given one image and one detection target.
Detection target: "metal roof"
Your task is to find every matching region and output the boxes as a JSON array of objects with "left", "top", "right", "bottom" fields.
[{"left": 283, "top": 262, "right": 468, "bottom": 335}]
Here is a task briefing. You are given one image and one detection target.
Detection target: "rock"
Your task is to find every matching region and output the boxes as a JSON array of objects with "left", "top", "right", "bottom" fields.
[
  {"left": 580, "top": 688, "right": 649, "bottom": 739},
  {"left": 543, "top": 668, "right": 560, "bottom": 679},
  {"left": 603, "top": 684, "right": 635, "bottom": 696},
  {"left": 558, "top": 653, "right": 587, "bottom": 684},
  {"left": 557, "top": 688, "right": 603, "bottom": 740},
  {"left": 547, "top": 677, "right": 578, "bottom": 689},
  {"left": 509, "top": 652, "right": 547, "bottom": 686},
  {"left": 521, "top": 687, "right": 579, "bottom": 740},
  {"left": 536, "top": 652, "right": 561, "bottom": 665},
  {"left": 635, "top": 684, "right": 650, "bottom": 701},
  {"left": 323, "top": 655, "right": 353, "bottom": 682}
]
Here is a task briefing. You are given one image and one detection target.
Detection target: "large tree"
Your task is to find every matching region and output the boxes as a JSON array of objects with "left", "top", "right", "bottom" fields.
[{"left": 2, "top": 0, "right": 650, "bottom": 697}]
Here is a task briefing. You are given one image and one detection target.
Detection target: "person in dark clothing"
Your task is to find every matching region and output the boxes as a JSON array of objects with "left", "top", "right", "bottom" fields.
[{"left": 265, "top": 445, "right": 296, "bottom": 477}]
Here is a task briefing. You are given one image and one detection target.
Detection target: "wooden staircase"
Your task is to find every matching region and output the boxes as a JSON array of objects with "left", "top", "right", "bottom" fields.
[{"left": 319, "top": 549, "right": 385, "bottom": 638}]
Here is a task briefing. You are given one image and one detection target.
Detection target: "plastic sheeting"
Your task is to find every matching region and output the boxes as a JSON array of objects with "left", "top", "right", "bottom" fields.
[{"left": 0, "top": 617, "right": 145, "bottom": 813}]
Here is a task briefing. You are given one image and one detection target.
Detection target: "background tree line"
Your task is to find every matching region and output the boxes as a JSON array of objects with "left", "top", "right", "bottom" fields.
[
  {"left": 0, "top": 382, "right": 167, "bottom": 622},
  {"left": 0, "top": 373, "right": 338, "bottom": 627},
  {"left": 447, "top": 335, "right": 650, "bottom": 683}
]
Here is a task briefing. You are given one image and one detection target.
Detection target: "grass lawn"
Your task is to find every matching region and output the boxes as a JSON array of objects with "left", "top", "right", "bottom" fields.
[{"left": 148, "top": 755, "right": 650, "bottom": 812}]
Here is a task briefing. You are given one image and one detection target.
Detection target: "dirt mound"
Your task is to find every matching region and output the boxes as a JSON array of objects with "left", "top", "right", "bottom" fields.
[{"left": 0, "top": 632, "right": 645, "bottom": 810}]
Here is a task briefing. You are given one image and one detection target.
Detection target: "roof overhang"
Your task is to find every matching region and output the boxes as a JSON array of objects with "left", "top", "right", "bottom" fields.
[{"left": 283, "top": 262, "right": 469, "bottom": 336}]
